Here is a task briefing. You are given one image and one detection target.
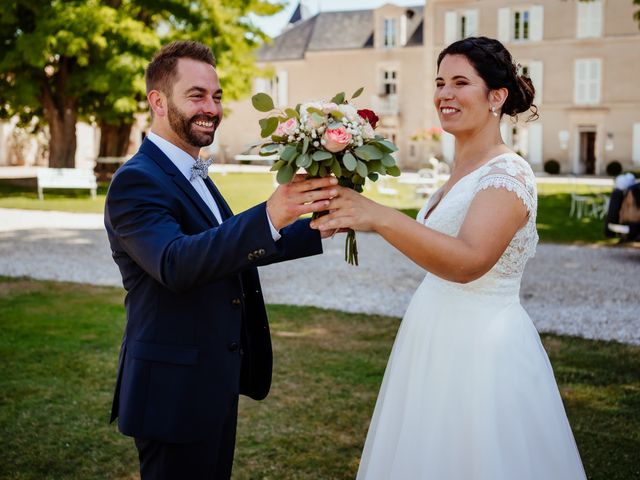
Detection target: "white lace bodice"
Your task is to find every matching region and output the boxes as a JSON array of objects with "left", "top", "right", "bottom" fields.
[{"left": 416, "top": 153, "right": 538, "bottom": 296}]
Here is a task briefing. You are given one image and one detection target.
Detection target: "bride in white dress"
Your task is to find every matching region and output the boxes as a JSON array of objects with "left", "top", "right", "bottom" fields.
[{"left": 311, "top": 37, "right": 586, "bottom": 479}]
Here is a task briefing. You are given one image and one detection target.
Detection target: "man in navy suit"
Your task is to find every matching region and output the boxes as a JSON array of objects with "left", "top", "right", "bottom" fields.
[{"left": 104, "top": 41, "right": 337, "bottom": 479}]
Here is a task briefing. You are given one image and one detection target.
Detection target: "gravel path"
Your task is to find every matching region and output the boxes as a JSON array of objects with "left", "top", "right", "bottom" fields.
[{"left": 1, "top": 208, "right": 638, "bottom": 345}]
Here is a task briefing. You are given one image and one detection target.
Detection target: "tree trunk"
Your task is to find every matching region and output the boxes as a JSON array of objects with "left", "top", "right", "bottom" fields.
[
  {"left": 41, "top": 58, "right": 77, "bottom": 168},
  {"left": 96, "top": 121, "right": 133, "bottom": 181},
  {"left": 98, "top": 121, "right": 132, "bottom": 157},
  {"left": 46, "top": 107, "right": 77, "bottom": 168}
]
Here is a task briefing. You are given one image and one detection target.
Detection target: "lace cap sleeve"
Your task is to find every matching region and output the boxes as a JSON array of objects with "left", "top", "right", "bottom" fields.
[{"left": 474, "top": 154, "right": 537, "bottom": 217}]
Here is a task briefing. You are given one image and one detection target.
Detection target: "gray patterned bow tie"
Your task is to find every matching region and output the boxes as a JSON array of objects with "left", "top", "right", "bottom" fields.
[{"left": 190, "top": 157, "right": 213, "bottom": 181}]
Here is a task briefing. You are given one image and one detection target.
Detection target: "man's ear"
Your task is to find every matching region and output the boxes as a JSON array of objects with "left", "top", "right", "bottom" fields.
[
  {"left": 490, "top": 87, "right": 509, "bottom": 111},
  {"left": 148, "top": 90, "right": 167, "bottom": 118}
]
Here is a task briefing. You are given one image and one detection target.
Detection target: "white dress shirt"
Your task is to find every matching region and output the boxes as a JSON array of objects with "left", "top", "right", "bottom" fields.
[{"left": 147, "top": 131, "right": 281, "bottom": 241}]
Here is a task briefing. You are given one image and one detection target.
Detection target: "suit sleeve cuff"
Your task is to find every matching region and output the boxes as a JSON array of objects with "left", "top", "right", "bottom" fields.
[{"left": 266, "top": 209, "right": 282, "bottom": 242}]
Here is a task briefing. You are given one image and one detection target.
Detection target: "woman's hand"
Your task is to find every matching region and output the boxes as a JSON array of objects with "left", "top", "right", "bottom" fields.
[{"left": 309, "top": 186, "right": 386, "bottom": 233}]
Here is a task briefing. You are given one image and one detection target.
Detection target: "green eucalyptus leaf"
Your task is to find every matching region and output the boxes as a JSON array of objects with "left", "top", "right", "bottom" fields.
[
  {"left": 355, "top": 160, "right": 368, "bottom": 178},
  {"left": 354, "top": 145, "right": 383, "bottom": 161},
  {"left": 381, "top": 154, "right": 397, "bottom": 167},
  {"left": 276, "top": 164, "right": 295, "bottom": 184},
  {"left": 296, "top": 153, "right": 312, "bottom": 168},
  {"left": 367, "top": 172, "right": 379, "bottom": 182},
  {"left": 260, "top": 143, "right": 281, "bottom": 155},
  {"left": 270, "top": 160, "right": 285, "bottom": 172},
  {"left": 302, "top": 136, "right": 309, "bottom": 154},
  {"left": 312, "top": 150, "right": 332, "bottom": 162},
  {"left": 307, "top": 161, "right": 319, "bottom": 176},
  {"left": 376, "top": 139, "right": 399, "bottom": 153},
  {"left": 285, "top": 108, "right": 299, "bottom": 119},
  {"left": 259, "top": 117, "right": 279, "bottom": 138},
  {"left": 351, "top": 87, "right": 364, "bottom": 99},
  {"left": 318, "top": 165, "right": 328, "bottom": 177},
  {"left": 330, "top": 159, "right": 342, "bottom": 177},
  {"left": 330, "top": 110, "right": 344, "bottom": 120},
  {"left": 368, "top": 160, "right": 383, "bottom": 172},
  {"left": 252, "top": 93, "right": 275, "bottom": 112},
  {"left": 330, "top": 92, "right": 346, "bottom": 104},
  {"left": 386, "top": 165, "right": 401, "bottom": 177},
  {"left": 280, "top": 144, "right": 298, "bottom": 162},
  {"left": 343, "top": 152, "right": 357, "bottom": 171},
  {"left": 351, "top": 174, "right": 365, "bottom": 185}
]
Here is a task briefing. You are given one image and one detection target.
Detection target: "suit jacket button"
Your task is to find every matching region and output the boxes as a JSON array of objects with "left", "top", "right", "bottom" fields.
[
  {"left": 228, "top": 342, "right": 239, "bottom": 352},
  {"left": 258, "top": 248, "right": 266, "bottom": 256},
  {"left": 231, "top": 298, "right": 241, "bottom": 307},
  {"left": 247, "top": 253, "right": 255, "bottom": 261}
]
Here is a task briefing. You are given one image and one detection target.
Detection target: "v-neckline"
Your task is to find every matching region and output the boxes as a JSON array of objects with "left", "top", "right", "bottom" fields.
[{"left": 422, "top": 153, "right": 509, "bottom": 222}]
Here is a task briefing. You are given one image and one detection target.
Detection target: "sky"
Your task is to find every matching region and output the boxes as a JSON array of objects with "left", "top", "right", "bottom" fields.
[{"left": 253, "top": 0, "right": 424, "bottom": 38}]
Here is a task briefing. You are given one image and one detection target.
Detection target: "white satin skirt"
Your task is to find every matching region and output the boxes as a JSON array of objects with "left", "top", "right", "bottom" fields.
[{"left": 356, "top": 274, "right": 587, "bottom": 480}]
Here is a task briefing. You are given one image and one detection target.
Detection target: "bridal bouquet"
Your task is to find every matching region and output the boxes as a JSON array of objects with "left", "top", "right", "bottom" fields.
[{"left": 251, "top": 88, "right": 401, "bottom": 265}]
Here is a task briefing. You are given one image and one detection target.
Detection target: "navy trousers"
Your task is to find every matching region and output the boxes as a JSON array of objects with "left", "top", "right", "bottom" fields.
[{"left": 135, "top": 397, "right": 239, "bottom": 480}]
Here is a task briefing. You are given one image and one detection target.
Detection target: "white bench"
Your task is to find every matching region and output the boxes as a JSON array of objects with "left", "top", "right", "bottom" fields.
[
  {"left": 234, "top": 154, "right": 277, "bottom": 164},
  {"left": 37, "top": 168, "right": 97, "bottom": 200}
]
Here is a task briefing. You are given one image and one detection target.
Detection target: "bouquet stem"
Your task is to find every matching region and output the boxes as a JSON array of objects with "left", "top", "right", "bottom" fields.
[
  {"left": 310, "top": 177, "right": 360, "bottom": 266},
  {"left": 345, "top": 229, "right": 358, "bottom": 266}
]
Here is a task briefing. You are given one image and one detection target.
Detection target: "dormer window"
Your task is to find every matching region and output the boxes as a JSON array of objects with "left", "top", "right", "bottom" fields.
[{"left": 383, "top": 18, "right": 397, "bottom": 47}]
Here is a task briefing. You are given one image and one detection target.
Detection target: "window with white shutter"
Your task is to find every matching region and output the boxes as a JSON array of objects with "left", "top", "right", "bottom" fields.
[
  {"left": 513, "top": 8, "right": 531, "bottom": 41},
  {"left": 523, "top": 60, "right": 544, "bottom": 104},
  {"left": 574, "top": 59, "right": 601, "bottom": 105},
  {"left": 253, "top": 78, "right": 269, "bottom": 94},
  {"left": 444, "top": 11, "right": 458, "bottom": 45},
  {"left": 400, "top": 14, "right": 408, "bottom": 46},
  {"left": 276, "top": 71, "right": 288, "bottom": 107},
  {"left": 382, "top": 69, "right": 398, "bottom": 95},
  {"left": 501, "top": 5, "right": 543, "bottom": 42},
  {"left": 527, "top": 123, "right": 543, "bottom": 165},
  {"left": 441, "top": 131, "right": 455, "bottom": 163},
  {"left": 577, "top": 0, "right": 603, "bottom": 38},
  {"left": 633, "top": 123, "right": 640, "bottom": 165},
  {"left": 444, "top": 9, "right": 478, "bottom": 44},
  {"left": 530, "top": 6, "right": 543, "bottom": 41},
  {"left": 497, "top": 8, "right": 510, "bottom": 42},
  {"left": 462, "top": 10, "right": 478, "bottom": 38},
  {"left": 500, "top": 123, "right": 513, "bottom": 148}
]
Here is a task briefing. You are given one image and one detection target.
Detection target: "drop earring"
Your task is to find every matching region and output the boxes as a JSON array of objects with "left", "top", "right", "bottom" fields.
[{"left": 490, "top": 106, "right": 498, "bottom": 117}]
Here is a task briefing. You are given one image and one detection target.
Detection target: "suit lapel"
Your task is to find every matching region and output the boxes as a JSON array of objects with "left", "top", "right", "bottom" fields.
[
  {"left": 204, "top": 177, "right": 233, "bottom": 220},
  {"left": 140, "top": 139, "right": 219, "bottom": 227}
]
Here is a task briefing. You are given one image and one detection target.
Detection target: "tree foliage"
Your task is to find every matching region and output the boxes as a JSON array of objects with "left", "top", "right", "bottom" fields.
[{"left": 0, "top": 0, "right": 284, "bottom": 166}]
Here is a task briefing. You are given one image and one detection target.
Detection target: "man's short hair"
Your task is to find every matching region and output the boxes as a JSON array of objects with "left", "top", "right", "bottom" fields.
[{"left": 145, "top": 41, "right": 216, "bottom": 96}]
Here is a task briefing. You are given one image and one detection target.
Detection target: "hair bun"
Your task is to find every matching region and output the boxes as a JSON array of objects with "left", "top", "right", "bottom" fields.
[{"left": 503, "top": 74, "right": 538, "bottom": 120}]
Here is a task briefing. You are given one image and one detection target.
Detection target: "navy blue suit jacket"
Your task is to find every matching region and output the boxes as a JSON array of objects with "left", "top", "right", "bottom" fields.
[{"left": 104, "top": 139, "right": 322, "bottom": 443}]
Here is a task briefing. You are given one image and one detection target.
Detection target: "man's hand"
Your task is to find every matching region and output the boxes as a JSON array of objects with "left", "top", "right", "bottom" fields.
[{"left": 266, "top": 174, "right": 338, "bottom": 231}]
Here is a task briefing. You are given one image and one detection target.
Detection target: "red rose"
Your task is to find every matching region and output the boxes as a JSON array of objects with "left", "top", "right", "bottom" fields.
[{"left": 357, "top": 109, "right": 379, "bottom": 129}]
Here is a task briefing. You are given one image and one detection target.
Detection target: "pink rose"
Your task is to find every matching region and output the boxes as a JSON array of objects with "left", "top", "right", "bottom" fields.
[
  {"left": 275, "top": 118, "right": 298, "bottom": 137},
  {"left": 323, "top": 126, "right": 352, "bottom": 153},
  {"left": 322, "top": 102, "right": 339, "bottom": 113}
]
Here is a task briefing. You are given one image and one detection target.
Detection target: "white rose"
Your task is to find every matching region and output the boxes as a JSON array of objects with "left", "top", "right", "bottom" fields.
[
  {"left": 338, "top": 104, "right": 358, "bottom": 122},
  {"left": 361, "top": 123, "right": 375, "bottom": 139}
]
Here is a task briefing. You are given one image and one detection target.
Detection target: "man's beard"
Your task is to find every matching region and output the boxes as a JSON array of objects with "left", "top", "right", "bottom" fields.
[{"left": 167, "top": 97, "right": 219, "bottom": 148}]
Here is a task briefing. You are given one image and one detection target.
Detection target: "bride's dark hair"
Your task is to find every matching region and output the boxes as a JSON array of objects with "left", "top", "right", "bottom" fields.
[{"left": 437, "top": 36, "right": 538, "bottom": 122}]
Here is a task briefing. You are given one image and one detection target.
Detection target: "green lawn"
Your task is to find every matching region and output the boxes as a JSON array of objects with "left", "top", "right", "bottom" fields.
[
  {"left": 0, "top": 277, "right": 638, "bottom": 479},
  {"left": 0, "top": 174, "right": 619, "bottom": 244}
]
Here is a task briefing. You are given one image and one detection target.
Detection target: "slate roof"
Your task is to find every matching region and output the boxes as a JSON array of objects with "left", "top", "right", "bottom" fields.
[{"left": 258, "top": 6, "right": 424, "bottom": 62}]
